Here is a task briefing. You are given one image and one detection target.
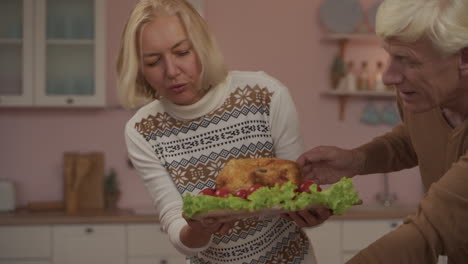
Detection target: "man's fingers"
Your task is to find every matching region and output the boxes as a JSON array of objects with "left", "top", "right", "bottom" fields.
[
  {"left": 297, "top": 154, "right": 307, "bottom": 166},
  {"left": 297, "top": 146, "right": 333, "bottom": 165}
]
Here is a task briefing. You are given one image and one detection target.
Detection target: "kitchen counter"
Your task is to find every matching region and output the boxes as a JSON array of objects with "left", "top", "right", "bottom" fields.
[
  {"left": 0, "top": 205, "right": 416, "bottom": 226},
  {"left": 0, "top": 209, "right": 158, "bottom": 225}
]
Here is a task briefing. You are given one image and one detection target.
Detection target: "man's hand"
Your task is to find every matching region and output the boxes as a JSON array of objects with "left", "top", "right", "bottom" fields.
[{"left": 297, "top": 146, "right": 365, "bottom": 185}]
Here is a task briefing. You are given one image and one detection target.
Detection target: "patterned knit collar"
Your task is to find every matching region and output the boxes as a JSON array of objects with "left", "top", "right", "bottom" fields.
[{"left": 159, "top": 73, "right": 231, "bottom": 121}]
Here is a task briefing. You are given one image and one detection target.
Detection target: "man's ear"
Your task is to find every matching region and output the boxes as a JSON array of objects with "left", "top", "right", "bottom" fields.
[{"left": 460, "top": 47, "right": 468, "bottom": 76}]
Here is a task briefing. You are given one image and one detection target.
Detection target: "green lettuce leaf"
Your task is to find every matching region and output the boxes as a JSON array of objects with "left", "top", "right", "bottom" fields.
[{"left": 183, "top": 177, "right": 360, "bottom": 218}]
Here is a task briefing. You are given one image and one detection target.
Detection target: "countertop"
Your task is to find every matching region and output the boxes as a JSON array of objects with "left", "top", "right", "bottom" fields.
[{"left": 0, "top": 205, "right": 417, "bottom": 226}]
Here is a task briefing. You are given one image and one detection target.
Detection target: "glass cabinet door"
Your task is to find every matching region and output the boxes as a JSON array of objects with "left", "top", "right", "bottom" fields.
[
  {"left": 0, "top": 0, "right": 34, "bottom": 106},
  {"left": 35, "top": 0, "right": 105, "bottom": 106}
]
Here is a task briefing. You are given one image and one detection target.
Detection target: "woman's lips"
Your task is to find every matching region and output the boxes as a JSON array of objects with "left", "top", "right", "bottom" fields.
[{"left": 170, "top": 83, "right": 186, "bottom": 93}]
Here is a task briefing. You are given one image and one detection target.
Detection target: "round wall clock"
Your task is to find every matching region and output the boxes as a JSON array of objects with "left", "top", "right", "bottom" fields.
[{"left": 319, "top": 0, "right": 364, "bottom": 34}]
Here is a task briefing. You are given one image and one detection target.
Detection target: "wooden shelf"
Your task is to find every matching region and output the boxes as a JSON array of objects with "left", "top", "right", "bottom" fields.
[
  {"left": 323, "top": 90, "right": 395, "bottom": 98},
  {"left": 322, "top": 90, "right": 396, "bottom": 121},
  {"left": 47, "top": 39, "right": 94, "bottom": 45},
  {"left": 324, "top": 33, "right": 378, "bottom": 41},
  {"left": 0, "top": 39, "right": 22, "bottom": 44}
]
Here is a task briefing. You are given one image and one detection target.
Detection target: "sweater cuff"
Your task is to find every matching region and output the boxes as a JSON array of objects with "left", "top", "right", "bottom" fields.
[
  {"left": 354, "top": 139, "right": 391, "bottom": 174},
  {"left": 168, "top": 218, "right": 212, "bottom": 256}
]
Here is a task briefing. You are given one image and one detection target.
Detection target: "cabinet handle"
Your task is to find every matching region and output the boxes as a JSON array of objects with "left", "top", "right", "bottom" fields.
[
  {"left": 66, "top": 98, "right": 74, "bottom": 104},
  {"left": 160, "top": 259, "right": 168, "bottom": 264},
  {"left": 85, "top": 227, "right": 94, "bottom": 234}
]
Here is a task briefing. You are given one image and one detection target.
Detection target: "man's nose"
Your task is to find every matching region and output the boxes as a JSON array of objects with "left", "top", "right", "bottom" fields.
[{"left": 382, "top": 62, "right": 403, "bottom": 86}]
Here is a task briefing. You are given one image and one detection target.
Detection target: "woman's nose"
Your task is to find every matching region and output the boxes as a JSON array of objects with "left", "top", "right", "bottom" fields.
[
  {"left": 165, "top": 56, "right": 180, "bottom": 79},
  {"left": 382, "top": 62, "right": 403, "bottom": 86}
]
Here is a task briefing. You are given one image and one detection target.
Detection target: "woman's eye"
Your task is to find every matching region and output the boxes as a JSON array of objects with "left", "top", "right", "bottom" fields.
[
  {"left": 176, "top": 50, "right": 190, "bottom": 56},
  {"left": 146, "top": 59, "right": 160, "bottom": 67}
]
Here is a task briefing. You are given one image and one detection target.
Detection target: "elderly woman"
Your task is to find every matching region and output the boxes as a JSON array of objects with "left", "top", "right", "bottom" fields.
[
  {"left": 116, "top": 0, "right": 328, "bottom": 263},
  {"left": 298, "top": 0, "right": 468, "bottom": 263}
]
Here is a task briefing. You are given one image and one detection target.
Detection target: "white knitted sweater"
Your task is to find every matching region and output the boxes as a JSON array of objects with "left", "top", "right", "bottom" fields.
[{"left": 125, "top": 71, "right": 316, "bottom": 264}]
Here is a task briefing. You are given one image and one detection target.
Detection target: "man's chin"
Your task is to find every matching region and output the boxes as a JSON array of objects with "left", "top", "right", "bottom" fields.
[{"left": 402, "top": 102, "right": 436, "bottom": 114}]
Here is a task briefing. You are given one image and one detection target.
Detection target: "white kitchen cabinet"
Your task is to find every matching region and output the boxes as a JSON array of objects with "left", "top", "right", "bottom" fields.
[
  {"left": 342, "top": 219, "right": 401, "bottom": 252},
  {"left": 127, "top": 224, "right": 186, "bottom": 264},
  {"left": 0, "top": 226, "right": 52, "bottom": 260},
  {"left": 52, "top": 224, "right": 126, "bottom": 264},
  {"left": 128, "top": 256, "right": 187, "bottom": 264},
  {"left": 0, "top": 0, "right": 106, "bottom": 107},
  {"left": 0, "top": 262, "right": 51, "bottom": 264},
  {"left": 306, "top": 221, "right": 341, "bottom": 264},
  {"left": 341, "top": 219, "right": 402, "bottom": 262},
  {"left": 0, "top": 0, "right": 34, "bottom": 106}
]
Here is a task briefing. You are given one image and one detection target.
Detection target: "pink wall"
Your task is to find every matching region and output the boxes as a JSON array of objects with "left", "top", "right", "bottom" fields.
[{"left": 0, "top": 0, "right": 422, "bottom": 211}]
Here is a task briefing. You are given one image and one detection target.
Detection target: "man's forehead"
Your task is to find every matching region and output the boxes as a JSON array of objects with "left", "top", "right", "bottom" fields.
[{"left": 383, "top": 37, "right": 433, "bottom": 53}]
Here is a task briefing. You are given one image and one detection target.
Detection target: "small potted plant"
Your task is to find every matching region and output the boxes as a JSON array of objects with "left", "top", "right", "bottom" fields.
[{"left": 104, "top": 168, "right": 121, "bottom": 210}]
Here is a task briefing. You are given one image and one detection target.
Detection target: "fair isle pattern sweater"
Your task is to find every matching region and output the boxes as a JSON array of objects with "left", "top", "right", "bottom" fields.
[{"left": 125, "top": 71, "right": 316, "bottom": 264}]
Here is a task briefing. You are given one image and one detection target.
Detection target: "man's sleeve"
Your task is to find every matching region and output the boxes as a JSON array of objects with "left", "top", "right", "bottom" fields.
[
  {"left": 355, "top": 99, "right": 418, "bottom": 175},
  {"left": 346, "top": 154, "right": 468, "bottom": 263}
]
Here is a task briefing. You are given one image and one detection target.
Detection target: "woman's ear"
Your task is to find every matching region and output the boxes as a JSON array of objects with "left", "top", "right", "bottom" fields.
[{"left": 460, "top": 47, "right": 468, "bottom": 76}]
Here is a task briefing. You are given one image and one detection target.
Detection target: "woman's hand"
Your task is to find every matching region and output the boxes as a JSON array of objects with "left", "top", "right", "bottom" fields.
[
  {"left": 281, "top": 206, "right": 332, "bottom": 228},
  {"left": 180, "top": 215, "right": 236, "bottom": 248},
  {"left": 297, "top": 146, "right": 365, "bottom": 185}
]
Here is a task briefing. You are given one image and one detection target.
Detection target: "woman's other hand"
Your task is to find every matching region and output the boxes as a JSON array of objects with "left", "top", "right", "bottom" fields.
[
  {"left": 180, "top": 214, "right": 236, "bottom": 248},
  {"left": 281, "top": 207, "right": 332, "bottom": 228}
]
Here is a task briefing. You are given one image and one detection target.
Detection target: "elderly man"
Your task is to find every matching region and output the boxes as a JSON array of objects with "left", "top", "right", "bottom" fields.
[{"left": 297, "top": 0, "right": 468, "bottom": 263}]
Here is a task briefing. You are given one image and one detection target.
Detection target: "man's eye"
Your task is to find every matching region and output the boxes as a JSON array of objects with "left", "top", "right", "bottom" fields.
[
  {"left": 394, "top": 56, "right": 416, "bottom": 66},
  {"left": 394, "top": 55, "right": 406, "bottom": 62}
]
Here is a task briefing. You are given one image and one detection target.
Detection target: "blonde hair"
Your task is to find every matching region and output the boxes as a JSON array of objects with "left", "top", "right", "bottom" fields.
[
  {"left": 116, "top": 0, "right": 228, "bottom": 108},
  {"left": 375, "top": 0, "right": 468, "bottom": 55}
]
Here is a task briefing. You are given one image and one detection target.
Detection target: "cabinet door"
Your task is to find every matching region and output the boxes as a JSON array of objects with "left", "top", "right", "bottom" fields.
[
  {"left": 342, "top": 219, "right": 402, "bottom": 261},
  {"left": 34, "top": 0, "right": 106, "bottom": 107},
  {"left": 52, "top": 225, "right": 126, "bottom": 264},
  {"left": 0, "top": 0, "right": 34, "bottom": 106},
  {"left": 0, "top": 226, "right": 52, "bottom": 259},
  {"left": 0, "top": 262, "right": 51, "bottom": 264},
  {"left": 344, "top": 250, "right": 449, "bottom": 263},
  {"left": 128, "top": 256, "right": 186, "bottom": 264},
  {"left": 305, "top": 221, "right": 341, "bottom": 264},
  {"left": 127, "top": 224, "right": 185, "bottom": 258}
]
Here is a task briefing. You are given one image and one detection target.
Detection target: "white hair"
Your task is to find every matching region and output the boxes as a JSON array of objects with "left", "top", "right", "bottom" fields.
[{"left": 376, "top": 0, "right": 468, "bottom": 55}]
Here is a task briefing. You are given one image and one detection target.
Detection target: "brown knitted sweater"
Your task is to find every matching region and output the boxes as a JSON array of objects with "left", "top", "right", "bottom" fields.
[{"left": 348, "top": 98, "right": 468, "bottom": 264}]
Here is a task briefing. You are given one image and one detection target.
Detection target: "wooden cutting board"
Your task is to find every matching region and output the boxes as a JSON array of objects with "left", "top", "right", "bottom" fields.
[{"left": 64, "top": 152, "right": 105, "bottom": 213}]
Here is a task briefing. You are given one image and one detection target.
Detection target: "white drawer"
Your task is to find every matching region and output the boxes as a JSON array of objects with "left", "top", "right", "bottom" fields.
[
  {"left": 52, "top": 224, "right": 126, "bottom": 264},
  {"left": 0, "top": 226, "right": 52, "bottom": 259},
  {"left": 128, "top": 256, "right": 186, "bottom": 264},
  {"left": 342, "top": 220, "right": 401, "bottom": 251},
  {"left": 342, "top": 252, "right": 358, "bottom": 263},
  {"left": 127, "top": 224, "right": 182, "bottom": 257},
  {"left": 0, "top": 260, "right": 52, "bottom": 264},
  {"left": 305, "top": 221, "right": 341, "bottom": 264}
]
